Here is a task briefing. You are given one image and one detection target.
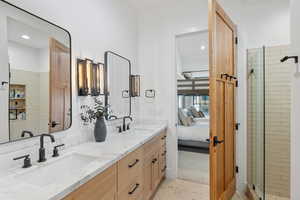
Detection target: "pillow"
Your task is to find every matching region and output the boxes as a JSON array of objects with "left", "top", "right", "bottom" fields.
[
  {"left": 189, "top": 106, "right": 201, "bottom": 118},
  {"left": 198, "top": 110, "right": 206, "bottom": 118},
  {"left": 178, "top": 109, "right": 193, "bottom": 126}
]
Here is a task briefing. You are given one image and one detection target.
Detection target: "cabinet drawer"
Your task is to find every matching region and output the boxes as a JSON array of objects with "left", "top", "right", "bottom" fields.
[
  {"left": 118, "top": 147, "right": 143, "bottom": 192},
  {"left": 118, "top": 172, "right": 144, "bottom": 200},
  {"left": 143, "top": 136, "right": 160, "bottom": 155},
  {"left": 63, "top": 164, "right": 117, "bottom": 200}
]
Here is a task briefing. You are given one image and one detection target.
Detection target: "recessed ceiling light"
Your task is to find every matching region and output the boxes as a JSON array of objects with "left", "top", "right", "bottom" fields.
[
  {"left": 21, "top": 35, "right": 30, "bottom": 40},
  {"left": 201, "top": 45, "right": 206, "bottom": 50}
]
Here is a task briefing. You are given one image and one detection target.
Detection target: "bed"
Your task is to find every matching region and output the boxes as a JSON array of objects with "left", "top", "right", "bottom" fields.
[{"left": 177, "top": 119, "right": 210, "bottom": 153}]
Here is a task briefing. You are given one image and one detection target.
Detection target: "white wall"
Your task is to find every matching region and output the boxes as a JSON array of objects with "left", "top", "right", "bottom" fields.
[
  {"left": 0, "top": 0, "right": 138, "bottom": 171},
  {"left": 290, "top": 0, "right": 300, "bottom": 199},
  {"left": 8, "top": 41, "right": 40, "bottom": 72},
  {"left": 137, "top": 0, "right": 208, "bottom": 179},
  {"left": 240, "top": 1, "right": 290, "bottom": 48}
]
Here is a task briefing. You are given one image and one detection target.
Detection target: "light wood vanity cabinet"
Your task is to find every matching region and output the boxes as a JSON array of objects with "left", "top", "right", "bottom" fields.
[
  {"left": 62, "top": 130, "right": 167, "bottom": 200},
  {"left": 143, "top": 131, "right": 167, "bottom": 200},
  {"left": 118, "top": 146, "right": 144, "bottom": 200},
  {"left": 63, "top": 164, "right": 117, "bottom": 200},
  {"left": 159, "top": 132, "right": 167, "bottom": 180}
]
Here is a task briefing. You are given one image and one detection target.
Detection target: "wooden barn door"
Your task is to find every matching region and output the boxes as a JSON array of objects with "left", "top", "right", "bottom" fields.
[{"left": 208, "top": 0, "right": 237, "bottom": 199}]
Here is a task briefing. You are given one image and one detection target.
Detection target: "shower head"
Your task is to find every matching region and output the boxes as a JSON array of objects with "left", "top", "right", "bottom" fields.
[{"left": 280, "top": 56, "right": 298, "bottom": 63}]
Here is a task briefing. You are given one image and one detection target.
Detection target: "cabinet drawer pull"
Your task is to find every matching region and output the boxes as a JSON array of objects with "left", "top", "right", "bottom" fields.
[
  {"left": 128, "top": 183, "right": 140, "bottom": 195},
  {"left": 152, "top": 158, "right": 158, "bottom": 164},
  {"left": 161, "top": 135, "right": 167, "bottom": 140},
  {"left": 128, "top": 159, "right": 139, "bottom": 168},
  {"left": 161, "top": 166, "right": 167, "bottom": 172},
  {"left": 161, "top": 151, "right": 167, "bottom": 156}
]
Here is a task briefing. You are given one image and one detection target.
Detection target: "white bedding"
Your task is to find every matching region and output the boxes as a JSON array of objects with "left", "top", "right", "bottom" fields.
[{"left": 177, "top": 121, "right": 209, "bottom": 142}]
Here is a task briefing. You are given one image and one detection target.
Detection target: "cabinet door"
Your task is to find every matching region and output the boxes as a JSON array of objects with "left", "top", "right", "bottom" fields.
[
  {"left": 159, "top": 148, "right": 167, "bottom": 180},
  {"left": 62, "top": 165, "right": 117, "bottom": 200},
  {"left": 152, "top": 151, "right": 160, "bottom": 190},
  {"left": 143, "top": 153, "right": 153, "bottom": 200}
]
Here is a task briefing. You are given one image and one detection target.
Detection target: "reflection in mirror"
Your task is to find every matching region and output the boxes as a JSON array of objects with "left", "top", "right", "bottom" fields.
[
  {"left": 105, "top": 51, "right": 131, "bottom": 119},
  {"left": 0, "top": 1, "right": 71, "bottom": 143}
]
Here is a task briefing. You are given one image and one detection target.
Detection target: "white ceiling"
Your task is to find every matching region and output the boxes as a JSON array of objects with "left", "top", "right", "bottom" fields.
[
  {"left": 176, "top": 31, "right": 209, "bottom": 72},
  {"left": 128, "top": 0, "right": 175, "bottom": 10},
  {"left": 7, "top": 17, "right": 51, "bottom": 49},
  {"left": 128, "top": 0, "right": 289, "bottom": 11}
]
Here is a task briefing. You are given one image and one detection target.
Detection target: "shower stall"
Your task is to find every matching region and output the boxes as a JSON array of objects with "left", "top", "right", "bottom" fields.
[{"left": 247, "top": 45, "right": 291, "bottom": 200}]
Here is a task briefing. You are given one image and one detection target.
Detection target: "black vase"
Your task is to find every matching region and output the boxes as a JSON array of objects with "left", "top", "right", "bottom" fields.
[{"left": 94, "top": 117, "right": 107, "bottom": 142}]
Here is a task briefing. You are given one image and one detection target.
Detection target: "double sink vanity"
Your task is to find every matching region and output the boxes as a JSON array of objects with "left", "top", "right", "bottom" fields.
[
  {"left": 0, "top": 122, "right": 167, "bottom": 200},
  {"left": 0, "top": 1, "right": 167, "bottom": 200}
]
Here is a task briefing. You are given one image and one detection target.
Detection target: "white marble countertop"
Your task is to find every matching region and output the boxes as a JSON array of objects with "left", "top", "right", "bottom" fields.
[{"left": 0, "top": 121, "right": 168, "bottom": 200}]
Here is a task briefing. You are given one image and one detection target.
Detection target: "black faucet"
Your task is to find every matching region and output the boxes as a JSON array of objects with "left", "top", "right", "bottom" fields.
[
  {"left": 21, "top": 130, "right": 34, "bottom": 138},
  {"left": 38, "top": 134, "right": 55, "bottom": 163},
  {"left": 13, "top": 154, "right": 32, "bottom": 168},
  {"left": 123, "top": 116, "right": 133, "bottom": 132},
  {"left": 52, "top": 144, "right": 65, "bottom": 157}
]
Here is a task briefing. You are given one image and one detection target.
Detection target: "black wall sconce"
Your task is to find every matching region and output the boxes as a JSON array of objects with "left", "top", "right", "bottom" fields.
[
  {"left": 130, "top": 75, "right": 140, "bottom": 97},
  {"left": 77, "top": 59, "right": 105, "bottom": 96}
]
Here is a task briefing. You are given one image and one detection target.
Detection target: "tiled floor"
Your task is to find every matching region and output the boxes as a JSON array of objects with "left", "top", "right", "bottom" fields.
[
  {"left": 153, "top": 179, "right": 244, "bottom": 200},
  {"left": 153, "top": 179, "right": 209, "bottom": 200},
  {"left": 266, "top": 194, "right": 290, "bottom": 200},
  {"left": 178, "top": 151, "right": 209, "bottom": 184}
]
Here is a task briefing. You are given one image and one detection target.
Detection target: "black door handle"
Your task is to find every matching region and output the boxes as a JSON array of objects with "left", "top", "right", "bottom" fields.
[
  {"left": 220, "top": 73, "right": 229, "bottom": 79},
  {"left": 213, "top": 136, "right": 224, "bottom": 147}
]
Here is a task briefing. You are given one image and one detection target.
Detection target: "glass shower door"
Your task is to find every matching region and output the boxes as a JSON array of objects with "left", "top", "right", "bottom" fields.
[{"left": 247, "top": 47, "right": 265, "bottom": 199}]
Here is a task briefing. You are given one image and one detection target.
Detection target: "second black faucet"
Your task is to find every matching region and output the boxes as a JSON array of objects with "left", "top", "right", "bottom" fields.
[{"left": 38, "top": 134, "right": 55, "bottom": 163}]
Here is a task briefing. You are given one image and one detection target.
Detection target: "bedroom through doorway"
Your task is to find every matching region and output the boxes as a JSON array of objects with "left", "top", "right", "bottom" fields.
[{"left": 176, "top": 30, "right": 210, "bottom": 185}]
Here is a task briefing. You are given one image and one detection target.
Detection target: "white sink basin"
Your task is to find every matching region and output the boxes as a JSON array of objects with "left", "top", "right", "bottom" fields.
[
  {"left": 16, "top": 153, "right": 98, "bottom": 187},
  {"left": 119, "top": 129, "right": 154, "bottom": 139}
]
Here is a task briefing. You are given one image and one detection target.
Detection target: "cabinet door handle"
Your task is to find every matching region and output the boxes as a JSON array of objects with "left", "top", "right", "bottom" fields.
[
  {"left": 161, "top": 151, "right": 167, "bottom": 156},
  {"left": 161, "top": 135, "right": 167, "bottom": 140},
  {"left": 128, "top": 159, "right": 139, "bottom": 168},
  {"left": 161, "top": 166, "right": 167, "bottom": 172},
  {"left": 152, "top": 158, "right": 158, "bottom": 164},
  {"left": 128, "top": 183, "right": 140, "bottom": 195}
]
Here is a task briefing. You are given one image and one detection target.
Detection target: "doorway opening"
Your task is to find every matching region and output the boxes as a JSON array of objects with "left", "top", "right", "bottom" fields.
[{"left": 175, "top": 30, "right": 210, "bottom": 185}]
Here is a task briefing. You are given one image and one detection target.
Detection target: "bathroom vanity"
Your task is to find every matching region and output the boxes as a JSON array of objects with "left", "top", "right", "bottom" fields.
[
  {"left": 0, "top": 123, "right": 167, "bottom": 200},
  {"left": 62, "top": 130, "right": 167, "bottom": 200}
]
